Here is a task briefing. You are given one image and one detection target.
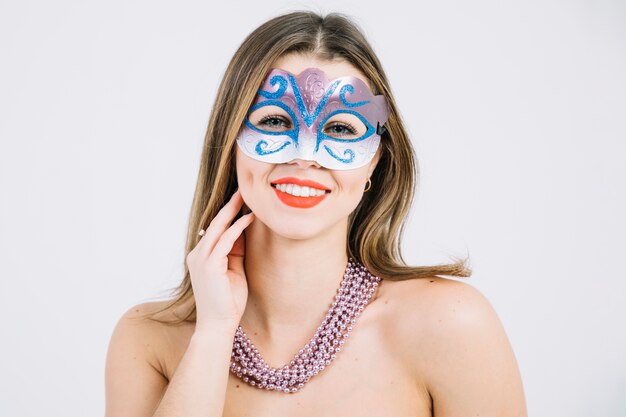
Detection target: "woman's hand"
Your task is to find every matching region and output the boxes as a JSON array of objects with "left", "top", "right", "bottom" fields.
[{"left": 185, "top": 189, "right": 255, "bottom": 334}]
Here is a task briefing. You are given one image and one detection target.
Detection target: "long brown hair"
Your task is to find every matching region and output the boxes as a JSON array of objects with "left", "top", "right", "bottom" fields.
[{"left": 142, "top": 11, "right": 471, "bottom": 325}]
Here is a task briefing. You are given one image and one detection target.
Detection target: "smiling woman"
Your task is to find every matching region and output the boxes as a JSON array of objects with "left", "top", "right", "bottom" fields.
[{"left": 105, "top": 10, "right": 527, "bottom": 417}]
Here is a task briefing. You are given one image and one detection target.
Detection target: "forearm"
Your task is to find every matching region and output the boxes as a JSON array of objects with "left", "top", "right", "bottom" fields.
[{"left": 152, "top": 326, "right": 236, "bottom": 417}]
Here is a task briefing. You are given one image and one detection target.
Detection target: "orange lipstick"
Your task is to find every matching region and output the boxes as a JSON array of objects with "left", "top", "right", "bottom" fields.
[{"left": 271, "top": 177, "right": 330, "bottom": 209}]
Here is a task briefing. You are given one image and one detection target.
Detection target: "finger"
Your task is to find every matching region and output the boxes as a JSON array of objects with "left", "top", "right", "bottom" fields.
[
  {"left": 210, "top": 212, "right": 255, "bottom": 261},
  {"left": 228, "top": 227, "right": 246, "bottom": 258},
  {"left": 196, "top": 189, "right": 244, "bottom": 256},
  {"left": 227, "top": 231, "right": 247, "bottom": 277}
]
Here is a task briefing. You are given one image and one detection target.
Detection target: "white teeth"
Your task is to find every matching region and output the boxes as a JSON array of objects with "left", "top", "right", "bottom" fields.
[{"left": 273, "top": 183, "right": 328, "bottom": 197}]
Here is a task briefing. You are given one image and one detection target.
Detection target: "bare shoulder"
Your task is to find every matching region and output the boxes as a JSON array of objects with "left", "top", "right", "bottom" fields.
[
  {"left": 404, "top": 276, "right": 496, "bottom": 331},
  {"left": 105, "top": 301, "right": 176, "bottom": 417},
  {"left": 378, "top": 277, "right": 527, "bottom": 416},
  {"left": 378, "top": 277, "right": 495, "bottom": 361},
  {"left": 378, "top": 276, "right": 492, "bottom": 331},
  {"left": 110, "top": 301, "right": 175, "bottom": 375}
]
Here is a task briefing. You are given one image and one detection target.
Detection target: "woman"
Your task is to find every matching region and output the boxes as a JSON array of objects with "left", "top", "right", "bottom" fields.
[{"left": 105, "top": 11, "right": 527, "bottom": 417}]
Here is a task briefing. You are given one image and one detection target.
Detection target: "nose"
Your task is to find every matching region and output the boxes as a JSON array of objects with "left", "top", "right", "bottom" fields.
[{"left": 287, "top": 158, "right": 322, "bottom": 169}]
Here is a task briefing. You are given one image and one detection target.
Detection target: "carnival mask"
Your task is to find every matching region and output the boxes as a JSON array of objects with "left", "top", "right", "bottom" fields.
[{"left": 235, "top": 67, "right": 391, "bottom": 170}]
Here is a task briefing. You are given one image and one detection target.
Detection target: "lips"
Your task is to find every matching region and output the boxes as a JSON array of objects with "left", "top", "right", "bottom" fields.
[
  {"left": 270, "top": 177, "right": 331, "bottom": 191},
  {"left": 270, "top": 176, "right": 330, "bottom": 209}
]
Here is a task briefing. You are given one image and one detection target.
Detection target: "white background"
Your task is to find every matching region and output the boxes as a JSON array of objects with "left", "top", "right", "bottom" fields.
[{"left": 1, "top": 0, "right": 624, "bottom": 416}]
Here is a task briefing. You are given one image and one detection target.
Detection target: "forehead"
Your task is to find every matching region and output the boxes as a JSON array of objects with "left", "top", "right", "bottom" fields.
[{"left": 270, "top": 53, "right": 371, "bottom": 88}]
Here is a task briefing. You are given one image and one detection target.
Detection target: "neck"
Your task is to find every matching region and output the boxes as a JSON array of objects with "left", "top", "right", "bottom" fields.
[{"left": 240, "top": 217, "right": 349, "bottom": 344}]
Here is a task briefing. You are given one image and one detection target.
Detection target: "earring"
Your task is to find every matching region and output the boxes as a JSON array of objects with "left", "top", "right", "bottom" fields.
[{"left": 364, "top": 178, "right": 372, "bottom": 192}]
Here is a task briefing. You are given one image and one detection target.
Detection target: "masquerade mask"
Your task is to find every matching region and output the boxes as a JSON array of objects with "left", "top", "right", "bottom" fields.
[{"left": 235, "top": 67, "right": 391, "bottom": 170}]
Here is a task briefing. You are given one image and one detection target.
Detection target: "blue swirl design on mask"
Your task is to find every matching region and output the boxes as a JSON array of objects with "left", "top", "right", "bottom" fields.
[
  {"left": 323, "top": 146, "right": 356, "bottom": 164},
  {"left": 247, "top": 72, "right": 380, "bottom": 165},
  {"left": 339, "top": 84, "right": 369, "bottom": 108},
  {"left": 288, "top": 74, "right": 341, "bottom": 127},
  {"left": 255, "top": 139, "right": 291, "bottom": 155},
  {"left": 258, "top": 75, "right": 288, "bottom": 99}
]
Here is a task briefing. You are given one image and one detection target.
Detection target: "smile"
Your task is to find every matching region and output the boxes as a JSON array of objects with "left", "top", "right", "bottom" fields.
[
  {"left": 272, "top": 183, "right": 327, "bottom": 197},
  {"left": 270, "top": 177, "right": 330, "bottom": 209}
]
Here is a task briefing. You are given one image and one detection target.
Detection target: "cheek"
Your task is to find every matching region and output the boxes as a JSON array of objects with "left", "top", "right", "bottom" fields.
[
  {"left": 235, "top": 149, "right": 254, "bottom": 186},
  {"left": 235, "top": 147, "right": 269, "bottom": 182},
  {"left": 235, "top": 148, "right": 274, "bottom": 204},
  {"left": 335, "top": 175, "right": 368, "bottom": 217},
  {"left": 334, "top": 170, "right": 368, "bottom": 197}
]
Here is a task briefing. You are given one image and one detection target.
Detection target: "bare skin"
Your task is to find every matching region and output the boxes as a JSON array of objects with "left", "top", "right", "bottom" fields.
[{"left": 134, "top": 271, "right": 526, "bottom": 417}]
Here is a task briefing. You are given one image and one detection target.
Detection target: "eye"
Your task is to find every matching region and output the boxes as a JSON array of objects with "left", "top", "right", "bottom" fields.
[
  {"left": 258, "top": 114, "right": 292, "bottom": 131},
  {"left": 323, "top": 121, "right": 359, "bottom": 138}
]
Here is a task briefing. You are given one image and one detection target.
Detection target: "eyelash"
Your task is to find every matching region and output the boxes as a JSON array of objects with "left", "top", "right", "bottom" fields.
[
  {"left": 325, "top": 121, "right": 357, "bottom": 136},
  {"left": 259, "top": 114, "right": 291, "bottom": 128},
  {"left": 258, "top": 114, "right": 358, "bottom": 136}
]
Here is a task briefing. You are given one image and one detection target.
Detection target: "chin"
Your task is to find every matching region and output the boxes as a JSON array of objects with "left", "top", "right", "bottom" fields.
[
  {"left": 271, "top": 217, "right": 329, "bottom": 240},
  {"left": 251, "top": 212, "right": 336, "bottom": 241}
]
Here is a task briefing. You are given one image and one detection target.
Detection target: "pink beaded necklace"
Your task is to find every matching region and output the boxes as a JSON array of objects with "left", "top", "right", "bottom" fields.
[{"left": 230, "top": 258, "right": 382, "bottom": 393}]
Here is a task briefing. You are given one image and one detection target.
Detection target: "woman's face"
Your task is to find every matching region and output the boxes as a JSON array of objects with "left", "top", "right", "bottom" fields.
[{"left": 235, "top": 53, "right": 381, "bottom": 240}]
